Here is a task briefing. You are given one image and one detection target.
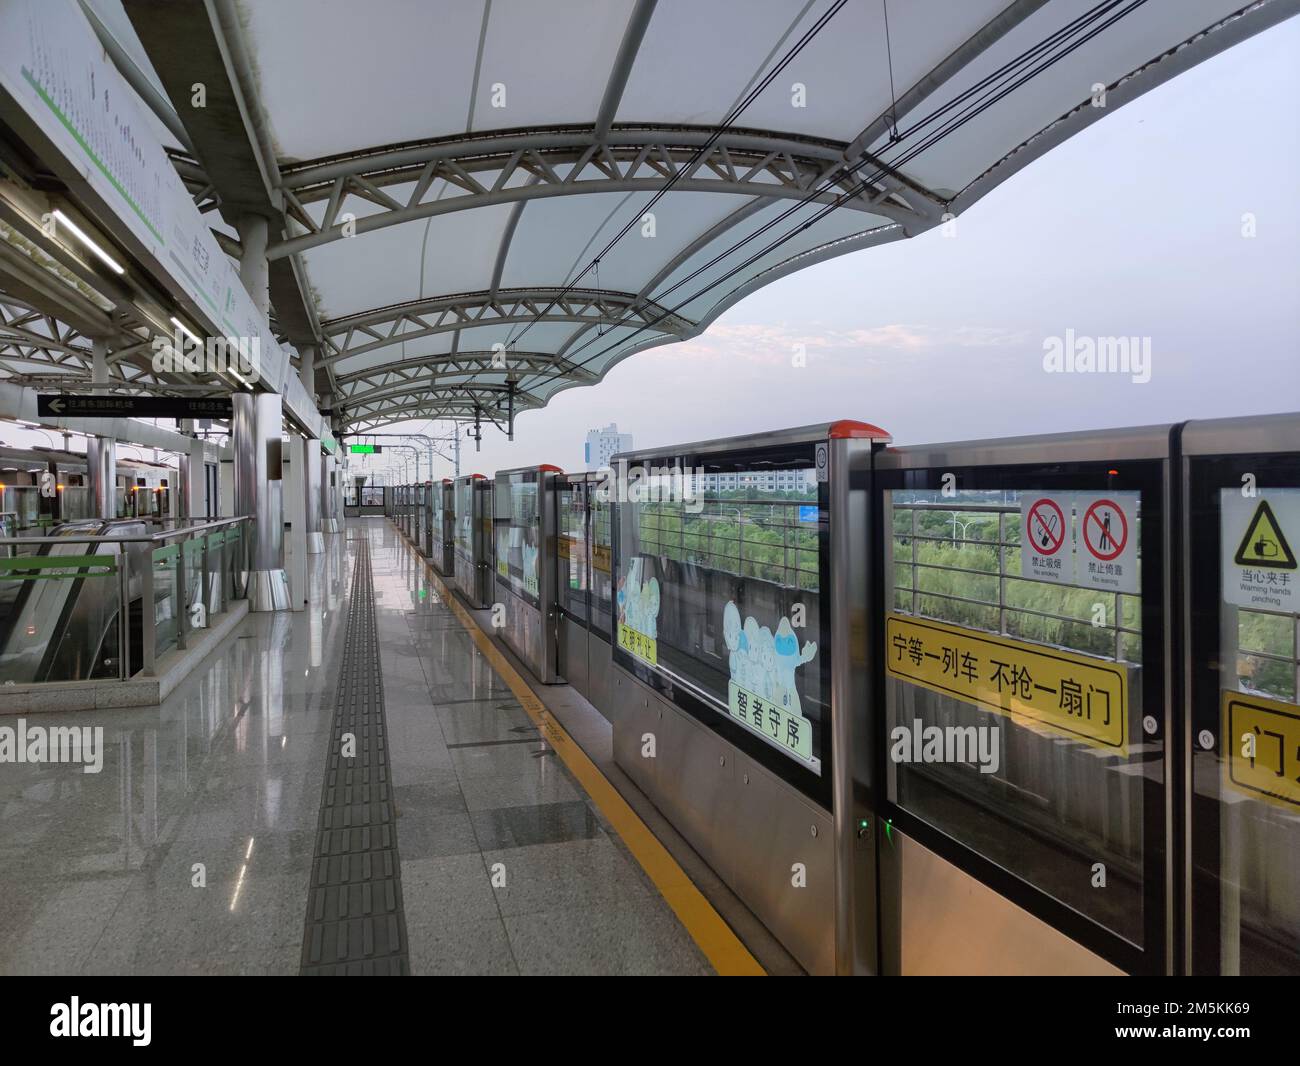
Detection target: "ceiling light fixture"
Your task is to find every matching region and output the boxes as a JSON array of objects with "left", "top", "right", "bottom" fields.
[{"left": 51, "top": 209, "right": 124, "bottom": 275}]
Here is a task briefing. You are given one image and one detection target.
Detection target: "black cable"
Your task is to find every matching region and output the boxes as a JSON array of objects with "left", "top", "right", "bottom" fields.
[
  {"left": 533, "top": 0, "right": 1151, "bottom": 386},
  {"left": 413, "top": 0, "right": 850, "bottom": 430},
  {"left": 504, "top": 0, "right": 849, "bottom": 352}
]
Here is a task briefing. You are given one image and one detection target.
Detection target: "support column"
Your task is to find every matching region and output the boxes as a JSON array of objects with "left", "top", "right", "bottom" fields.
[
  {"left": 236, "top": 214, "right": 271, "bottom": 319},
  {"left": 299, "top": 345, "right": 326, "bottom": 550},
  {"left": 187, "top": 438, "right": 206, "bottom": 518},
  {"left": 86, "top": 435, "right": 116, "bottom": 520},
  {"left": 87, "top": 337, "right": 115, "bottom": 520},
  {"left": 91, "top": 338, "right": 109, "bottom": 390},
  {"left": 176, "top": 419, "right": 204, "bottom": 521},
  {"left": 300, "top": 344, "right": 317, "bottom": 404},
  {"left": 321, "top": 452, "right": 341, "bottom": 534},
  {"left": 232, "top": 391, "right": 289, "bottom": 611},
  {"left": 304, "top": 439, "right": 324, "bottom": 553},
  {"left": 284, "top": 432, "right": 307, "bottom": 611},
  {"left": 178, "top": 450, "right": 192, "bottom": 522}
]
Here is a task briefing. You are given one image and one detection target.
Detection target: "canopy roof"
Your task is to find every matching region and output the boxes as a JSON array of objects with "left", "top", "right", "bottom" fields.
[{"left": 2, "top": 0, "right": 1294, "bottom": 434}]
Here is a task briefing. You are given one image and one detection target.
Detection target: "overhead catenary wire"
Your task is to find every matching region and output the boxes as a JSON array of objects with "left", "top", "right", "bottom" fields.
[
  {"left": 516, "top": 0, "right": 1151, "bottom": 391},
  {"left": 503, "top": 0, "right": 850, "bottom": 353},
  {"left": 409, "top": 0, "right": 851, "bottom": 430},
  {"left": 414, "top": 0, "right": 1148, "bottom": 424}
]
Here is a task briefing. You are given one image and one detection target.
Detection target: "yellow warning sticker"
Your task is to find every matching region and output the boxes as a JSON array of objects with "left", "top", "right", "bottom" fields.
[
  {"left": 885, "top": 614, "right": 1130, "bottom": 754},
  {"left": 1221, "top": 489, "right": 1300, "bottom": 611},
  {"left": 1234, "top": 500, "right": 1297, "bottom": 569},
  {"left": 1222, "top": 691, "right": 1300, "bottom": 810},
  {"left": 617, "top": 622, "right": 657, "bottom": 665}
]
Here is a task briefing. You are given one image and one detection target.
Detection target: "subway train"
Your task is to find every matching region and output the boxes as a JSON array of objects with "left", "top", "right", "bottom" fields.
[
  {"left": 0, "top": 445, "right": 194, "bottom": 686},
  {"left": 385, "top": 411, "right": 1300, "bottom": 977},
  {"left": 0, "top": 443, "right": 178, "bottom": 533}
]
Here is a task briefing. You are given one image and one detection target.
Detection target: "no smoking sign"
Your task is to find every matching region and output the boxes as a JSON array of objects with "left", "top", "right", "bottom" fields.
[
  {"left": 1020, "top": 491, "right": 1139, "bottom": 594},
  {"left": 1021, "top": 494, "right": 1070, "bottom": 585}
]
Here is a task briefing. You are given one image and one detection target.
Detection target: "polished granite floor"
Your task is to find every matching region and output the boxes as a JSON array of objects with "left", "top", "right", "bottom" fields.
[{"left": 0, "top": 519, "right": 711, "bottom": 976}]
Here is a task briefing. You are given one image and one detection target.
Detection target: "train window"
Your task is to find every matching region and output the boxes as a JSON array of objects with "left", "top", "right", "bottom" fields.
[
  {"left": 493, "top": 471, "right": 540, "bottom": 605},
  {"left": 883, "top": 477, "right": 1161, "bottom": 960},
  {"left": 558, "top": 485, "right": 588, "bottom": 624},
  {"left": 613, "top": 447, "right": 829, "bottom": 798}
]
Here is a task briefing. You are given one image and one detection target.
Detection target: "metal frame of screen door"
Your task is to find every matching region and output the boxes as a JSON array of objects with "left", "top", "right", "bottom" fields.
[{"left": 1180, "top": 412, "right": 1300, "bottom": 975}]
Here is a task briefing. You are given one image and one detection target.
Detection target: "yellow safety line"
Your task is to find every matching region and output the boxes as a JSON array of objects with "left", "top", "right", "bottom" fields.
[{"left": 395, "top": 530, "right": 765, "bottom": 976}]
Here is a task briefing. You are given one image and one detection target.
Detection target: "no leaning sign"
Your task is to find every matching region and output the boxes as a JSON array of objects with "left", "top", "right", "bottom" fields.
[{"left": 1019, "top": 491, "right": 1140, "bottom": 595}]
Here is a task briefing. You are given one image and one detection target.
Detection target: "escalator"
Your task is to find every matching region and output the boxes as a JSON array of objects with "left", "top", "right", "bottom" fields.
[{"left": 0, "top": 518, "right": 150, "bottom": 683}]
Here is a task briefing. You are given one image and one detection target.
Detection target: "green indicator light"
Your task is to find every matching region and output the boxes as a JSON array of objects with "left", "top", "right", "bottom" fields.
[
  {"left": 350, "top": 444, "right": 376, "bottom": 454},
  {"left": 884, "top": 818, "right": 893, "bottom": 844}
]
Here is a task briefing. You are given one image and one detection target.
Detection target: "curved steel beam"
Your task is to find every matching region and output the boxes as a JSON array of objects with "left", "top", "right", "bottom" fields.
[
  {"left": 338, "top": 225, "right": 910, "bottom": 430},
  {"left": 341, "top": 379, "right": 546, "bottom": 416},
  {"left": 320, "top": 287, "right": 692, "bottom": 366},
  {"left": 269, "top": 125, "right": 935, "bottom": 259},
  {"left": 337, "top": 349, "right": 597, "bottom": 389},
  {"left": 595, "top": 0, "right": 658, "bottom": 141},
  {"left": 513, "top": 219, "right": 909, "bottom": 413},
  {"left": 341, "top": 383, "right": 535, "bottom": 425}
]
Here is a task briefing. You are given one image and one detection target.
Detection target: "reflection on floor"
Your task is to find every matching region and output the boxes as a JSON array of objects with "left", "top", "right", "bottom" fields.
[{"left": 0, "top": 520, "right": 712, "bottom": 976}]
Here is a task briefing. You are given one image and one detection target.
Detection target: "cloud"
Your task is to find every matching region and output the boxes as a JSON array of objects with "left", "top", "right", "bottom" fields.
[{"left": 655, "top": 320, "right": 1031, "bottom": 367}]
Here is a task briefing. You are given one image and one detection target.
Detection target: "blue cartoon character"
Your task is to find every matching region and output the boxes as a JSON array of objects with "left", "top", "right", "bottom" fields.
[
  {"left": 640, "top": 576, "right": 660, "bottom": 638},
  {"left": 773, "top": 617, "right": 817, "bottom": 713},
  {"left": 723, "top": 601, "right": 743, "bottom": 674},
  {"left": 618, "top": 558, "right": 642, "bottom": 624},
  {"left": 722, "top": 601, "right": 819, "bottom": 717}
]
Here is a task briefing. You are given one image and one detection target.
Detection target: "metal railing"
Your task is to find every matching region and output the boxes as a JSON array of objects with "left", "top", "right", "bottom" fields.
[
  {"left": 0, "top": 516, "right": 251, "bottom": 682},
  {"left": 635, "top": 496, "right": 820, "bottom": 591},
  {"left": 890, "top": 499, "right": 1141, "bottom": 664}
]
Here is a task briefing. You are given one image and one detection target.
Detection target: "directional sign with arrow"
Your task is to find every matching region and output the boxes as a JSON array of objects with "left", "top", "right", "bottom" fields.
[{"left": 37, "top": 395, "right": 234, "bottom": 419}]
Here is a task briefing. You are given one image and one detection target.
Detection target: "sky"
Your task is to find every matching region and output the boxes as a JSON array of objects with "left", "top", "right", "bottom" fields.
[{"left": 356, "top": 12, "right": 1300, "bottom": 484}]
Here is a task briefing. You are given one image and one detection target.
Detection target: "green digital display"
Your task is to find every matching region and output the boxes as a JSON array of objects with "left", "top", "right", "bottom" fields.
[{"left": 349, "top": 444, "right": 380, "bottom": 454}]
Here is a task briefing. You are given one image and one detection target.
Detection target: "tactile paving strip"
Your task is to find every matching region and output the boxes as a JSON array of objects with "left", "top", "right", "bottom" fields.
[{"left": 301, "top": 540, "right": 410, "bottom": 975}]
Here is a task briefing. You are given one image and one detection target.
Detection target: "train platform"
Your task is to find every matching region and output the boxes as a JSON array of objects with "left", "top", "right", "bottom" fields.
[
  {"left": 0, "top": 518, "right": 784, "bottom": 976},
  {"left": 0, "top": 0, "right": 1295, "bottom": 997}
]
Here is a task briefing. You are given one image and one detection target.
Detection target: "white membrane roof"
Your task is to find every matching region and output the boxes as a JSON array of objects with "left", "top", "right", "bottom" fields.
[{"left": 187, "top": 1, "right": 1300, "bottom": 428}]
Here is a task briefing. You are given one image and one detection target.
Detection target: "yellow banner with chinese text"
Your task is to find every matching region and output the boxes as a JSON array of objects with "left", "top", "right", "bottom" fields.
[{"left": 885, "top": 614, "right": 1130, "bottom": 754}]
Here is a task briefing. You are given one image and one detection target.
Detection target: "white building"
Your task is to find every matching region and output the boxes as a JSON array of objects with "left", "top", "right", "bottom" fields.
[
  {"left": 585, "top": 423, "right": 633, "bottom": 469},
  {"left": 688, "top": 470, "right": 814, "bottom": 496}
]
